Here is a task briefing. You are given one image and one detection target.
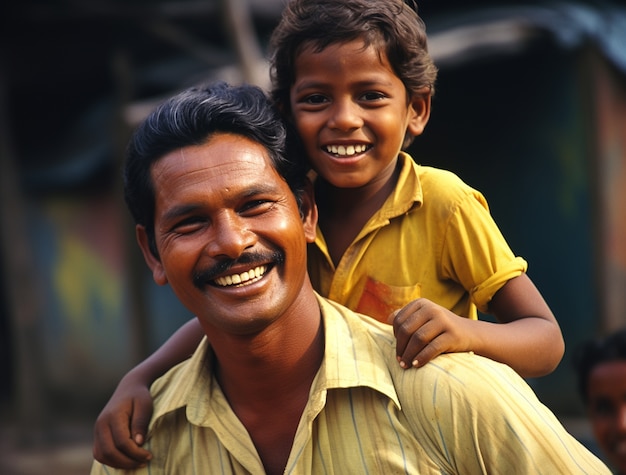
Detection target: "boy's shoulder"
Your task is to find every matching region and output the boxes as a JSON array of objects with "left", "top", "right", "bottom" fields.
[
  {"left": 398, "top": 154, "right": 488, "bottom": 211},
  {"left": 410, "top": 162, "right": 478, "bottom": 197}
]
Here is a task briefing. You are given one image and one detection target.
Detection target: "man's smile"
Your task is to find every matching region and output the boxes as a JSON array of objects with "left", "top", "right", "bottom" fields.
[
  {"left": 192, "top": 250, "right": 284, "bottom": 291},
  {"left": 214, "top": 265, "right": 268, "bottom": 287}
]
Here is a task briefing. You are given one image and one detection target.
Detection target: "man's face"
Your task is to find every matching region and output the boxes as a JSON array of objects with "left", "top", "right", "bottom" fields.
[{"left": 137, "top": 132, "right": 316, "bottom": 335}]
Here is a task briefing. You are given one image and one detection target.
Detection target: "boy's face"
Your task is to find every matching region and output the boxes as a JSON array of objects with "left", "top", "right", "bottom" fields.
[
  {"left": 136, "top": 133, "right": 317, "bottom": 336},
  {"left": 587, "top": 361, "right": 626, "bottom": 474},
  {"left": 289, "top": 39, "right": 430, "bottom": 190}
]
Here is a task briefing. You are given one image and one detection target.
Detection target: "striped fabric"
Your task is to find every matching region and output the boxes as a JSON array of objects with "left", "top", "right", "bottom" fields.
[{"left": 91, "top": 294, "right": 610, "bottom": 474}]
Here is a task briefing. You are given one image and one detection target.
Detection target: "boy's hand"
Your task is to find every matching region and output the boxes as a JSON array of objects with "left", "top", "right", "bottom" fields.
[
  {"left": 390, "top": 298, "right": 472, "bottom": 369},
  {"left": 93, "top": 375, "right": 154, "bottom": 468}
]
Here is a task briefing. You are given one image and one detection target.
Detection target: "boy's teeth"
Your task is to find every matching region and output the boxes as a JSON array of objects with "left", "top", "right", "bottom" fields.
[
  {"left": 214, "top": 265, "right": 267, "bottom": 287},
  {"left": 326, "top": 144, "right": 366, "bottom": 156}
]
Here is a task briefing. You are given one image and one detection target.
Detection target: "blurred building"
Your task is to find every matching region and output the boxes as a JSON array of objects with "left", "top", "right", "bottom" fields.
[{"left": 0, "top": 0, "right": 625, "bottom": 459}]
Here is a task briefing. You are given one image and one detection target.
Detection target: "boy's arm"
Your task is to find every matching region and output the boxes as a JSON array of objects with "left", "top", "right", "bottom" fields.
[
  {"left": 479, "top": 272, "right": 564, "bottom": 375},
  {"left": 393, "top": 273, "right": 564, "bottom": 378},
  {"left": 93, "top": 317, "right": 204, "bottom": 469}
]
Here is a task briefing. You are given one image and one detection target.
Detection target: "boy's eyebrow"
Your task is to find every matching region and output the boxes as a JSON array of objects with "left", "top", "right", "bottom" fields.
[{"left": 294, "top": 77, "right": 396, "bottom": 93}]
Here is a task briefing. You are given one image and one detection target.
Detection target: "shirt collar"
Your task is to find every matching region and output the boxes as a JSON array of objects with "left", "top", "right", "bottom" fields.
[
  {"left": 313, "top": 294, "right": 400, "bottom": 408},
  {"left": 374, "top": 152, "right": 423, "bottom": 222},
  {"left": 148, "top": 294, "right": 401, "bottom": 432}
]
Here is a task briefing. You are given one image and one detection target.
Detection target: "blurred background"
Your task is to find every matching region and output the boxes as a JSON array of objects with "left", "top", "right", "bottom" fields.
[{"left": 1, "top": 0, "right": 625, "bottom": 473}]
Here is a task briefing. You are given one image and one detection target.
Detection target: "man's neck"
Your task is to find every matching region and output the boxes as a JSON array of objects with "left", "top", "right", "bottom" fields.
[{"left": 210, "top": 289, "right": 324, "bottom": 475}]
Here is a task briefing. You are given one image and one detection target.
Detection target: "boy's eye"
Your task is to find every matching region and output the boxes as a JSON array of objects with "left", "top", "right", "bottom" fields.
[
  {"left": 303, "top": 94, "right": 328, "bottom": 105},
  {"left": 360, "top": 91, "right": 386, "bottom": 102}
]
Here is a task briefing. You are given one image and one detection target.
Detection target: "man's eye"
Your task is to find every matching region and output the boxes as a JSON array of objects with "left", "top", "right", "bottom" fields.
[
  {"left": 241, "top": 200, "right": 274, "bottom": 214},
  {"left": 172, "top": 218, "right": 204, "bottom": 234}
]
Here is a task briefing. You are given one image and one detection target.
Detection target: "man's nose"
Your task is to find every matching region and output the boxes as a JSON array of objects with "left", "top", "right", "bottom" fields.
[
  {"left": 328, "top": 98, "right": 363, "bottom": 131},
  {"left": 205, "top": 212, "right": 256, "bottom": 258}
]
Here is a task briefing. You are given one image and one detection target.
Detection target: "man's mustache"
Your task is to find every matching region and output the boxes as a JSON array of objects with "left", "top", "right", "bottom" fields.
[{"left": 193, "top": 251, "right": 284, "bottom": 289}]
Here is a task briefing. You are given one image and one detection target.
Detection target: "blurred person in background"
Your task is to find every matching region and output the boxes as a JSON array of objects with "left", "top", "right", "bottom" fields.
[{"left": 573, "top": 327, "right": 626, "bottom": 475}]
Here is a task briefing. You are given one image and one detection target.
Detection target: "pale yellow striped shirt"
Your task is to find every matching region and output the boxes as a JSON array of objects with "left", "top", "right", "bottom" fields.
[{"left": 91, "top": 294, "right": 609, "bottom": 474}]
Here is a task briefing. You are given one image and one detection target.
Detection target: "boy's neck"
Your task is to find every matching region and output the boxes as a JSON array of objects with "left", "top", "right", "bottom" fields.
[
  {"left": 316, "top": 159, "right": 401, "bottom": 265},
  {"left": 317, "top": 158, "right": 401, "bottom": 215}
]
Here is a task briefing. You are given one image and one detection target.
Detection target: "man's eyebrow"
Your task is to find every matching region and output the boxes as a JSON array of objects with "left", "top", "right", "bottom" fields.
[
  {"left": 162, "top": 204, "right": 201, "bottom": 223},
  {"left": 161, "top": 182, "right": 286, "bottom": 223},
  {"left": 240, "top": 182, "right": 283, "bottom": 198}
]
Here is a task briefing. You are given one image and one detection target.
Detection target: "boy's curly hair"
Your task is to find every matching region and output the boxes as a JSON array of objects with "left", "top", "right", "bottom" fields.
[{"left": 269, "top": 0, "right": 438, "bottom": 116}]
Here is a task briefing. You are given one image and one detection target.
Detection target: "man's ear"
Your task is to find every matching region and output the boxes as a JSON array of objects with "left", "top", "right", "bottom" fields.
[
  {"left": 136, "top": 224, "right": 168, "bottom": 286},
  {"left": 301, "top": 178, "right": 318, "bottom": 243},
  {"left": 407, "top": 87, "right": 432, "bottom": 137}
]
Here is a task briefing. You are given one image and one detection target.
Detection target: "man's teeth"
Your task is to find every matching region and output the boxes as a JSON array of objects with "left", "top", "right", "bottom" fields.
[
  {"left": 214, "top": 265, "right": 267, "bottom": 287},
  {"left": 326, "top": 144, "right": 367, "bottom": 156}
]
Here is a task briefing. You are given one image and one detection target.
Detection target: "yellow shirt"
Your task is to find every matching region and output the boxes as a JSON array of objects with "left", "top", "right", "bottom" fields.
[
  {"left": 91, "top": 295, "right": 609, "bottom": 475},
  {"left": 308, "top": 152, "right": 527, "bottom": 322}
]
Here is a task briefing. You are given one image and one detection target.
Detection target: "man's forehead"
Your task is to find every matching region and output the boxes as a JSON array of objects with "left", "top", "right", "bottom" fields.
[{"left": 153, "top": 135, "right": 277, "bottom": 182}]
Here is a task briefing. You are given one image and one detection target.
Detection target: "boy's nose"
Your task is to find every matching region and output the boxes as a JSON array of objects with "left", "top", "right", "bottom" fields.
[
  {"left": 328, "top": 99, "right": 363, "bottom": 131},
  {"left": 205, "top": 212, "right": 256, "bottom": 258}
]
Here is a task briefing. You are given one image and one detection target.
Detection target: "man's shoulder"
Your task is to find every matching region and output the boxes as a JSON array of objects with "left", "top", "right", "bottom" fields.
[
  {"left": 148, "top": 338, "right": 212, "bottom": 429},
  {"left": 395, "top": 351, "right": 533, "bottom": 413},
  {"left": 316, "top": 295, "right": 524, "bottom": 395}
]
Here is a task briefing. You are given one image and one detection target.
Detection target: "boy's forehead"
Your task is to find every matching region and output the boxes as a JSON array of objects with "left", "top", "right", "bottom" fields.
[{"left": 299, "top": 34, "right": 383, "bottom": 56}]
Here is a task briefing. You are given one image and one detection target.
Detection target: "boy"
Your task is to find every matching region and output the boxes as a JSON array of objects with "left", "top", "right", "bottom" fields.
[{"left": 94, "top": 0, "right": 564, "bottom": 467}]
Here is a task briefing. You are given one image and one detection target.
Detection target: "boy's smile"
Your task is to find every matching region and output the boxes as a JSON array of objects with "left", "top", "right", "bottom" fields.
[{"left": 290, "top": 39, "right": 429, "bottom": 191}]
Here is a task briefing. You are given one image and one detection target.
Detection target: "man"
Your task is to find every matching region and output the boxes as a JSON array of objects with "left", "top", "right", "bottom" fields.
[{"left": 92, "top": 82, "right": 609, "bottom": 474}]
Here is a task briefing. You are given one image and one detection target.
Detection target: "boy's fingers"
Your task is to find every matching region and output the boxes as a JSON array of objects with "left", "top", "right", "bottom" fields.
[
  {"left": 387, "top": 309, "right": 399, "bottom": 325},
  {"left": 130, "top": 399, "right": 154, "bottom": 446},
  {"left": 97, "top": 409, "right": 151, "bottom": 464},
  {"left": 397, "top": 325, "right": 444, "bottom": 369},
  {"left": 94, "top": 423, "right": 149, "bottom": 469}
]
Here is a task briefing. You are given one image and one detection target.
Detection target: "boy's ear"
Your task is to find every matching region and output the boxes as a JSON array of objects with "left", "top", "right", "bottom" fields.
[
  {"left": 301, "top": 178, "right": 318, "bottom": 243},
  {"left": 136, "top": 224, "right": 168, "bottom": 286},
  {"left": 407, "top": 87, "right": 432, "bottom": 137}
]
